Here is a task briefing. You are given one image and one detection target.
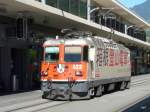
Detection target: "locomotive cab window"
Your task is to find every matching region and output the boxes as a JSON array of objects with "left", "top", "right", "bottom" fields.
[
  {"left": 45, "top": 47, "right": 59, "bottom": 62},
  {"left": 83, "top": 46, "right": 88, "bottom": 62},
  {"left": 65, "top": 46, "right": 82, "bottom": 62}
]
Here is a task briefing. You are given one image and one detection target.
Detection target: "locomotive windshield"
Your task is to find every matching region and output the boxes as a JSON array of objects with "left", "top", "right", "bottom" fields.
[
  {"left": 45, "top": 47, "right": 59, "bottom": 62},
  {"left": 64, "top": 46, "right": 82, "bottom": 62}
]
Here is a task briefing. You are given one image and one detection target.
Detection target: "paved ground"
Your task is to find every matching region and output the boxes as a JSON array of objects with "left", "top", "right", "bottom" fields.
[{"left": 0, "top": 74, "right": 150, "bottom": 112}]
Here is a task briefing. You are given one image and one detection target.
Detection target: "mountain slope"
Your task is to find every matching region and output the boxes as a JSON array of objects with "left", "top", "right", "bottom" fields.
[{"left": 132, "top": 0, "right": 150, "bottom": 22}]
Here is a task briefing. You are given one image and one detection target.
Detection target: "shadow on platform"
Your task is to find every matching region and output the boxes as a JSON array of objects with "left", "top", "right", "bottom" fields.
[{"left": 123, "top": 96, "right": 150, "bottom": 112}]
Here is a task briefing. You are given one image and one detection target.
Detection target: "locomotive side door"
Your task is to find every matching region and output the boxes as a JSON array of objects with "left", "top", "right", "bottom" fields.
[{"left": 89, "top": 46, "right": 96, "bottom": 79}]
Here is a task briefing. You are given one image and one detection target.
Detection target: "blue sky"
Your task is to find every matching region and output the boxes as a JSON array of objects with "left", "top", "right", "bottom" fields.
[{"left": 120, "top": 0, "right": 146, "bottom": 8}]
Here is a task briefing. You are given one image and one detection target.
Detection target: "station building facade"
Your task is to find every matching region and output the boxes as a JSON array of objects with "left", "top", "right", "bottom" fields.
[{"left": 0, "top": 0, "right": 150, "bottom": 92}]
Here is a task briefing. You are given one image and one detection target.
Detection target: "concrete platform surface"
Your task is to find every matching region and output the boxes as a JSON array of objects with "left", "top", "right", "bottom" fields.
[{"left": 0, "top": 74, "right": 150, "bottom": 112}]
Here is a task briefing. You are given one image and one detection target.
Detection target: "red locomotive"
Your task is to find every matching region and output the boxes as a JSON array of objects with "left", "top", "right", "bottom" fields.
[{"left": 41, "top": 31, "right": 131, "bottom": 100}]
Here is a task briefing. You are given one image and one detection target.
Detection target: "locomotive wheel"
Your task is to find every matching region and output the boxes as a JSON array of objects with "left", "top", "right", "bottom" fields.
[
  {"left": 49, "top": 89, "right": 57, "bottom": 100},
  {"left": 95, "top": 85, "right": 103, "bottom": 97},
  {"left": 103, "top": 84, "right": 109, "bottom": 93},
  {"left": 42, "top": 92, "right": 49, "bottom": 99},
  {"left": 115, "top": 82, "right": 126, "bottom": 91},
  {"left": 87, "top": 88, "right": 94, "bottom": 99},
  {"left": 120, "top": 82, "right": 126, "bottom": 90},
  {"left": 125, "top": 81, "right": 131, "bottom": 89},
  {"left": 115, "top": 82, "right": 121, "bottom": 91},
  {"left": 86, "top": 90, "right": 91, "bottom": 100},
  {"left": 42, "top": 90, "right": 57, "bottom": 100}
]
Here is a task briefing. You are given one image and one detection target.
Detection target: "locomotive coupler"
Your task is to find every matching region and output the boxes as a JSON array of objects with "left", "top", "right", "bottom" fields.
[
  {"left": 67, "top": 77, "right": 76, "bottom": 100},
  {"left": 47, "top": 79, "right": 52, "bottom": 89}
]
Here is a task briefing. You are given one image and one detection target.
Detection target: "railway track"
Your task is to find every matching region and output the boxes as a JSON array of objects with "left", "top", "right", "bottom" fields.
[
  {"left": 131, "top": 77, "right": 150, "bottom": 87},
  {"left": 0, "top": 75, "right": 150, "bottom": 112},
  {"left": 0, "top": 91, "right": 71, "bottom": 112},
  {"left": 18, "top": 101, "right": 70, "bottom": 112},
  {"left": 0, "top": 98, "right": 71, "bottom": 112}
]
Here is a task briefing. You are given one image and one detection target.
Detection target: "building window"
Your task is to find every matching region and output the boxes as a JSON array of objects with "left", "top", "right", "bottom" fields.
[
  {"left": 35, "top": 0, "right": 41, "bottom": 2},
  {"left": 116, "top": 21, "right": 120, "bottom": 31},
  {"left": 45, "top": 0, "right": 87, "bottom": 19},
  {"left": 46, "top": 0, "right": 58, "bottom": 7},
  {"left": 70, "top": 0, "right": 79, "bottom": 16},
  {"left": 120, "top": 23, "right": 125, "bottom": 33},
  {"left": 58, "top": 0, "right": 69, "bottom": 12},
  {"left": 79, "top": 0, "right": 87, "bottom": 18}
]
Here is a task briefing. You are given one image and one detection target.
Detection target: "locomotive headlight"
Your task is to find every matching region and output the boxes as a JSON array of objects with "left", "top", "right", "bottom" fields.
[
  {"left": 75, "top": 71, "right": 82, "bottom": 76},
  {"left": 41, "top": 71, "right": 48, "bottom": 76},
  {"left": 44, "top": 71, "right": 48, "bottom": 75}
]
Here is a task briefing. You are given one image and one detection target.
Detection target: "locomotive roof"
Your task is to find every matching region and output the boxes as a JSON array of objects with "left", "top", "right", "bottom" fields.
[
  {"left": 43, "top": 37, "right": 129, "bottom": 52},
  {"left": 43, "top": 38, "right": 92, "bottom": 46},
  {"left": 94, "top": 36, "right": 110, "bottom": 43},
  {"left": 44, "top": 36, "right": 115, "bottom": 45},
  {"left": 44, "top": 37, "right": 117, "bottom": 46},
  {"left": 65, "top": 38, "right": 91, "bottom": 45}
]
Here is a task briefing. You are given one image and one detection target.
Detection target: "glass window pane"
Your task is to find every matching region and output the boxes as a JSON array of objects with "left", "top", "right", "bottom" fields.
[
  {"left": 46, "top": 0, "right": 57, "bottom": 7},
  {"left": 45, "top": 47, "right": 59, "bottom": 62},
  {"left": 65, "top": 46, "right": 82, "bottom": 62},
  {"left": 79, "top": 0, "right": 87, "bottom": 18},
  {"left": 35, "top": 0, "right": 41, "bottom": 2},
  {"left": 45, "top": 47, "right": 59, "bottom": 53},
  {"left": 58, "top": 0, "right": 69, "bottom": 12},
  {"left": 70, "top": 0, "right": 79, "bottom": 16}
]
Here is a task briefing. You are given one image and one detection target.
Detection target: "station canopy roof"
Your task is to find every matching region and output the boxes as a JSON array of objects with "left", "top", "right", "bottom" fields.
[
  {"left": 94, "top": 0, "right": 150, "bottom": 29},
  {"left": 0, "top": 0, "right": 149, "bottom": 29},
  {"left": 0, "top": 0, "right": 150, "bottom": 49}
]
